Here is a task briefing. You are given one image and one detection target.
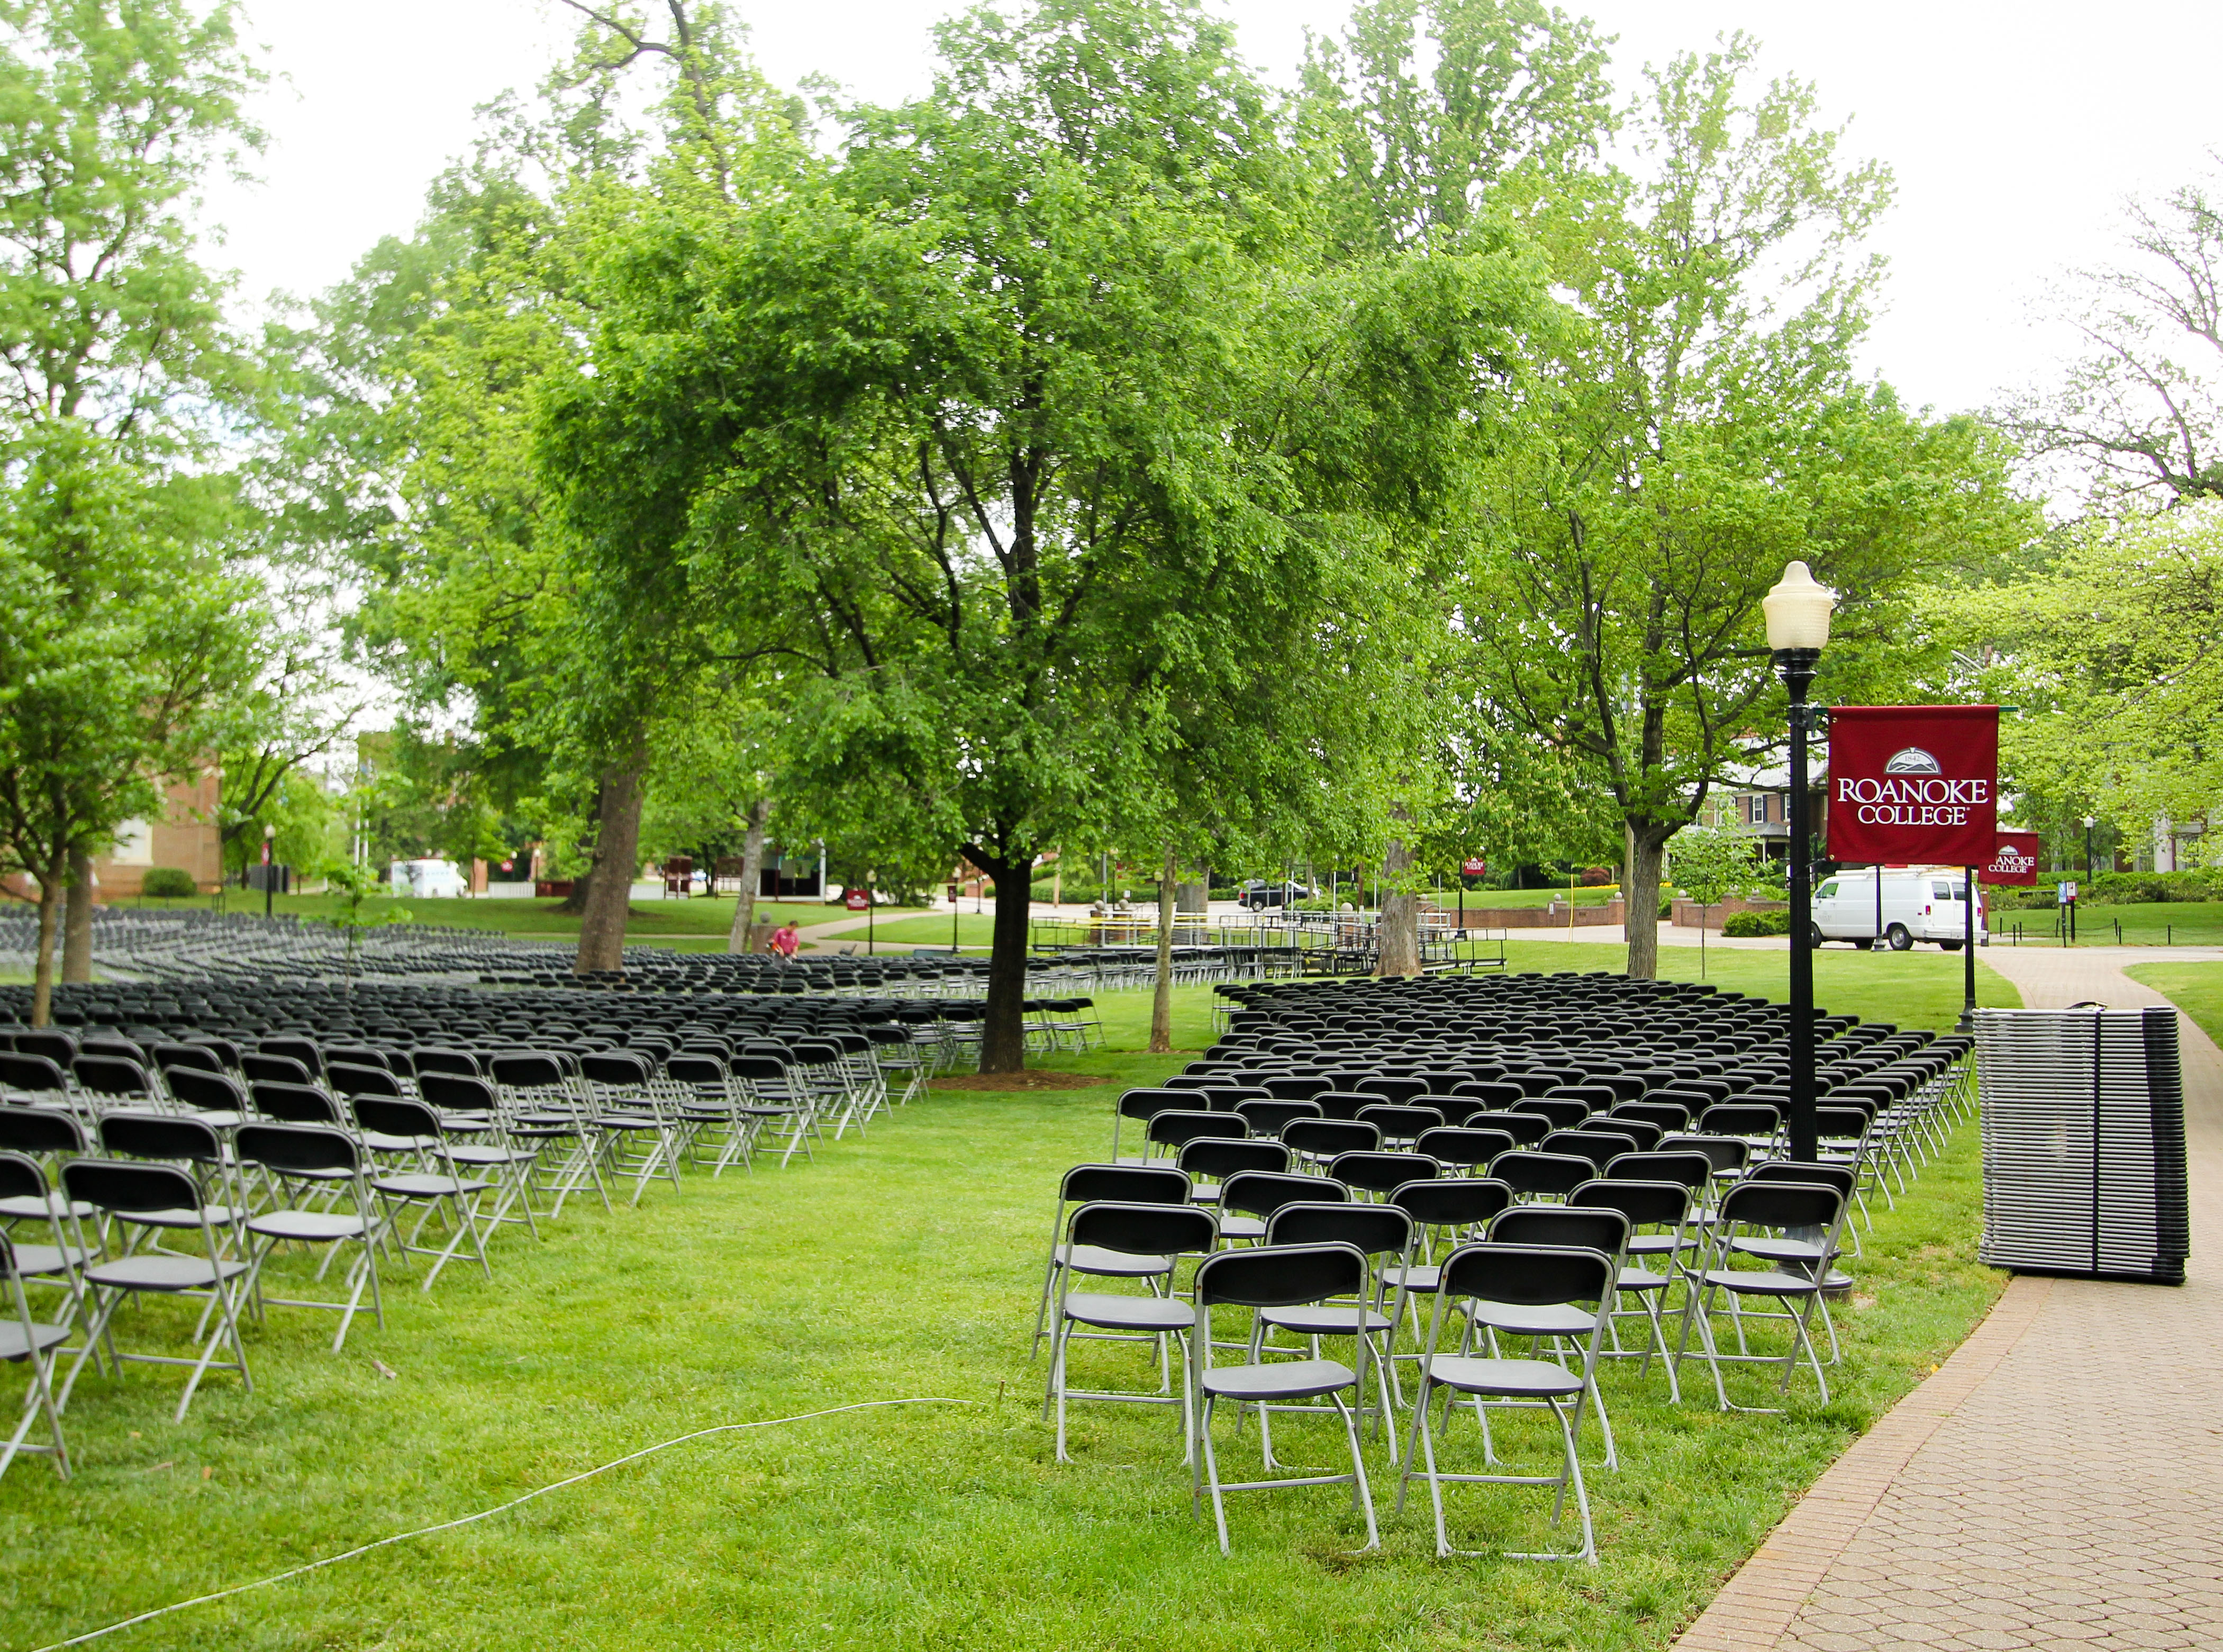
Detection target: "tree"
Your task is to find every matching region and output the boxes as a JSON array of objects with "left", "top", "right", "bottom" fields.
[
  {"left": 2001, "top": 153, "right": 2223, "bottom": 509},
  {"left": 545, "top": 0, "right": 1516, "bottom": 1068},
  {"left": 0, "top": 0, "right": 265, "bottom": 1018},
  {"left": 1666, "top": 821, "right": 1761, "bottom": 975},
  {"left": 1447, "top": 40, "right": 2029, "bottom": 977}
]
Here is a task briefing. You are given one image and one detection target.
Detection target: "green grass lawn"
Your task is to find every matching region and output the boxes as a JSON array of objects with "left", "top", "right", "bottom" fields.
[
  {"left": 1989, "top": 898, "right": 2223, "bottom": 947},
  {"left": 2125, "top": 960, "right": 2223, "bottom": 1045},
  {"left": 2, "top": 975, "right": 2013, "bottom": 1650}
]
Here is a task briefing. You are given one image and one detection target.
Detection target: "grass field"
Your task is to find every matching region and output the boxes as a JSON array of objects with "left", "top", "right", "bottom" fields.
[
  {"left": 2, "top": 968, "right": 2022, "bottom": 1650},
  {"left": 2125, "top": 960, "right": 2223, "bottom": 1045},
  {"left": 1990, "top": 898, "right": 2223, "bottom": 947}
]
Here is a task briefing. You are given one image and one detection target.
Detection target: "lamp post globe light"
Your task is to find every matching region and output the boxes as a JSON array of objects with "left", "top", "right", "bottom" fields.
[{"left": 1764, "top": 560, "right": 1835, "bottom": 1163}]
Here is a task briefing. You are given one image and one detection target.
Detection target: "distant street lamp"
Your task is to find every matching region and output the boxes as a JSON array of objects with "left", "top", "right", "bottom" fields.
[
  {"left": 1764, "top": 560, "right": 1836, "bottom": 1163},
  {"left": 262, "top": 823, "right": 277, "bottom": 920}
]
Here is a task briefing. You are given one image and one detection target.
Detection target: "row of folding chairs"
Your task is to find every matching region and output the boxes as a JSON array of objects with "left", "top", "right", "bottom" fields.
[{"left": 1033, "top": 1154, "right": 1853, "bottom": 1559}]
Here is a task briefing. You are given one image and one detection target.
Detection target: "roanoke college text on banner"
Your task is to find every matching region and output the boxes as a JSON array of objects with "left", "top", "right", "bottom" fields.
[
  {"left": 1826, "top": 706, "right": 2000, "bottom": 867},
  {"left": 1982, "top": 830, "right": 2042, "bottom": 886}
]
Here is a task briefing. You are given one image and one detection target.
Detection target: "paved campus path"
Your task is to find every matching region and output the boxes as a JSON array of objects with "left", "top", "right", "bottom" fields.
[{"left": 1676, "top": 945, "right": 2223, "bottom": 1652}]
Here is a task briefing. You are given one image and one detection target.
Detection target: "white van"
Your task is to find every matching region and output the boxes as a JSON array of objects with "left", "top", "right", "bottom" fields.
[
  {"left": 388, "top": 858, "right": 468, "bottom": 898},
  {"left": 1812, "top": 868, "right": 1984, "bottom": 951}
]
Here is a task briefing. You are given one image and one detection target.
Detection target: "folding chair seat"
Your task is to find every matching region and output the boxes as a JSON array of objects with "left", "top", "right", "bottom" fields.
[
  {"left": 1492, "top": 1150, "right": 1594, "bottom": 1203},
  {"left": 1540, "top": 1128, "right": 1642, "bottom": 1173},
  {"left": 0, "top": 1231, "right": 70, "bottom": 1483},
  {"left": 1282, "top": 1118, "right": 1379, "bottom": 1172},
  {"left": 1257, "top": 1202, "right": 1415, "bottom": 1452},
  {"left": 1356, "top": 1105, "right": 1444, "bottom": 1150},
  {"left": 1044, "top": 1201, "right": 1218, "bottom": 1462},
  {"left": 0, "top": 1151, "right": 94, "bottom": 1324},
  {"left": 415, "top": 1073, "right": 541, "bottom": 1237},
  {"left": 1329, "top": 1150, "right": 1437, "bottom": 1202},
  {"left": 1190, "top": 1242, "right": 1380, "bottom": 1555},
  {"left": 235, "top": 1124, "right": 386, "bottom": 1351},
  {"left": 56, "top": 1160, "right": 252, "bottom": 1422},
  {"left": 580, "top": 1052, "right": 683, "bottom": 1203},
  {"left": 1217, "top": 1169, "right": 1346, "bottom": 1245},
  {"left": 1176, "top": 1139, "right": 1288, "bottom": 1208},
  {"left": 1673, "top": 1179, "right": 1848, "bottom": 1410},
  {"left": 350, "top": 1096, "right": 494, "bottom": 1291},
  {"left": 1568, "top": 1179, "right": 1693, "bottom": 1400}
]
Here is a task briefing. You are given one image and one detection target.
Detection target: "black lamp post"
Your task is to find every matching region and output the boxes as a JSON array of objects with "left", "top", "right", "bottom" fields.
[
  {"left": 1765, "top": 560, "right": 1836, "bottom": 1163},
  {"left": 261, "top": 823, "right": 276, "bottom": 920},
  {"left": 2084, "top": 815, "right": 2098, "bottom": 888}
]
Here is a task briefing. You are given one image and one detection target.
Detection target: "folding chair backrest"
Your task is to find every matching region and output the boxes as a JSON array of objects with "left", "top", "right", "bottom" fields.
[
  {"left": 1058, "top": 1163, "right": 1192, "bottom": 1206},
  {"left": 1392, "top": 1175, "right": 1513, "bottom": 1232},
  {"left": 1699, "top": 1103, "right": 1781, "bottom": 1138},
  {"left": 413, "top": 1049, "right": 483, "bottom": 1077},
  {"left": 353, "top": 1095, "right": 441, "bottom": 1140},
  {"left": 0, "top": 1051, "right": 69, "bottom": 1097},
  {"left": 726, "top": 1055, "right": 788, "bottom": 1082},
  {"left": 1328, "top": 1150, "right": 1438, "bottom": 1196},
  {"left": 237, "top": 1122, "right": 360, "bottom": 1177},
  {"left": 1452, "top": 1080, "right": 1525, "bottom": 1110},
  {"left": 99, "top": 1112, "right": 222, "bottom": 1165},
  {"left": 1540, "top": 1128, "right": 1640, "bottom": 1170},
  {"left": 1233, "top": 1099, "right": 1320, "bottom": 1137},
  {"left": 152, "top": 1043, "right": 223, "bottom": 1077},
  {"left": 1440, "top": 1241, "right": 1613, "bottom": 1308},
  {"left": 1518, "top": 1096, "right": 1589, "bottom": 1130},
  {"left": 1746, "top": 1160, "right": 1856, "bottom": 1199},
  {"left": 1264, "top": 1201, "right": 1413, "bottom": 1258},
  {"left": 261, "top": 1038, "right": 325, "bottom": 1079},
  {"left": 1145, "top": 1110, "right": 1247, "bottom": 1151},
  {"left": 73, "top": 1055, "right": 154, "bottom": 1099},
  {"left": 1569, "top": 1177, "right": 1689, "bottom": 1229},
  {"left": 167, "top": 1067, "right": 247, "bottom": 1114},
  {"left": 1490, "top": 1150, "right": 1595, "bottom": 1201},
  {"left": 14, "top": 1031, "right": 76, "bottom": 1067},
  {"left": 1612, "top": 1100, "right": 1692, "bottom": 1132},
  {"left": 325, "top": 1047, "right": 390, "bottom": 1075},
  {"left": 1282, "top": 1119, "right": 1380, "bottom": 1159},
  {"left": 253, "top": 1082, "right": 341, "bottom": 1125},
  {"left": 1603, "top": 1150, "right": 1713, "bottom": 1191},
  {"left": 1177, "top": 1138, "right": 1289, "bottom": 1183},
  {"left": 1411, "top": 1126, "right": 1514, "bottom": 1171},
  {"left": 1066, "top": 1199, "right": 1217, "bottom": 1259},
  {"left": 1313, "top": 1091, "right": 1376, "bottom": 1122},
  {"left": 241, "top": 1052, "right": 314, "bottom": 1087},
  {"left": 1221, "top": 1170, "right": 1346, "bottom": 1221},
  {"left": 489, "top": 1053, "right": 566, "bottom": 1090},
  {"left": 1719, "top": 1178, "right": 1843, "bottom": 1232},
  {"left": 419, "top": 1072, "right": 497, "bottom": 1113},
  {"left": 1660, "top": 1133, "right": 1747, "bottom": 1175},
  {"left": 0, "top": 1149, "right": 45, "bottom": 1201},
  {"left": 1356, "top": 1076, "right": 1428, "bottom": 1105},
  {"left": 1195, "top": 1241, "right": 1366, "bottom": 1309},
  {"left": 1545, "top": 1084, "right": 1617, "bottom": 1112},
  {"left": 1260, "top": 1075, "right": 1331, "bottom": 1101},
  {"left": 1357, "top": 1104, "right": 1446, "bottom": 1139},
  {"left": 582, "top": 1051, "right": 652, "bottom": 1087},
  {"left": 329, "top": 1063, "right": 404, "bottom": 1100},
  {"left": 1814, "top": 1106, "right": 1872, "bottom": 1146},
  {"left": 62, "top": 1157, "right": 200, "bottom": 1214},
  {"left": 1487, "top": 1203, "right": 1629, "bottom": 1257}
]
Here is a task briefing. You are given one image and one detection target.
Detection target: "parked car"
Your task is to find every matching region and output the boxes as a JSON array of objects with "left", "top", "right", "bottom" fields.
[
  {"left": 1234, "top": 879, "right": 1318, "bottom": 911},
  {"left": 1812, "top": 868, "right": 1984, "bottom": 950}
]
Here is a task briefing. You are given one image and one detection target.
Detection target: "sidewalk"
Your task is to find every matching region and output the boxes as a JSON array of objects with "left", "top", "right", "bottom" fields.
[{"left": 1676, "top": 946, "right": 2223, "bottom": 1652}]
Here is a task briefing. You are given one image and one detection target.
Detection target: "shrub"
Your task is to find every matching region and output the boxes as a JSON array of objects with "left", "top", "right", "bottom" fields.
[
  {"left": 2086, "top": 869, "right": 2219, "bottom": 904},
  {"left": 1659, "top": 895, "right": 1675, "bottom": 920},
  {"left": 1575, "top": 866, "right": 1614, "bottom": 886},
  {"left": 1722, "top": 907, "right": 1792, "bottom": 938},
  {"left": 140, "top": 866, "right": 196, "bottom": 900}
]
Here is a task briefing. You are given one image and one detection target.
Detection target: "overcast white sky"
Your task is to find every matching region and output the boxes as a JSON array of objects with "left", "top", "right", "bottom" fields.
[{"left": 204, "top": 0, "right": 2223, "bottom": 418}]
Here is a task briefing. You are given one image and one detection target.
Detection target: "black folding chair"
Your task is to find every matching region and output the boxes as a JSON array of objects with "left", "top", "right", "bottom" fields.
[
  {"left": 0, "top": 1231, "right": 70, "bottom": 1482},
  {"left": 235, "top": 1124, "right": 386, "bottom": 1351}
]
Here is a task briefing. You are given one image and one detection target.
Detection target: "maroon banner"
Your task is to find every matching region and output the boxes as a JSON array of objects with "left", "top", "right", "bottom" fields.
[
  {"left": 1980, "top": 830, "right": 2043, "bottom": 886},
  {"left": 1826, "top": 705, "right": 1999, "bottom": 867}
]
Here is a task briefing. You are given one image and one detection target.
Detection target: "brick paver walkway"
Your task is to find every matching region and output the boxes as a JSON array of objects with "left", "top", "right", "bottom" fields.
[{"left": 1676, "top": 947, "right": 2223, "bottom": 1652}]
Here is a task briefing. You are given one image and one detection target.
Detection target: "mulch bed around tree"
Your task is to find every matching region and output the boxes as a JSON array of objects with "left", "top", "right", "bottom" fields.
[{"left": 931, "top": 1070, "right": 1115, "bottom": 1092}]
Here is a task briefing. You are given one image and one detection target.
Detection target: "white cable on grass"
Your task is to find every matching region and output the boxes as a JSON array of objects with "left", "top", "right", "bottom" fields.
[{"left": 31, "top": 1396, "right": 982, "bottom": 1651}]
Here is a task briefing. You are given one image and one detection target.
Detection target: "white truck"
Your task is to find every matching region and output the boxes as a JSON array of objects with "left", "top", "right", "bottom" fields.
[
  {"left": 387, "top": 858, "right": 469, "bottom": 898},
  {"left": 1811, "top": 868, "right": 1985, "bottom": 951}
]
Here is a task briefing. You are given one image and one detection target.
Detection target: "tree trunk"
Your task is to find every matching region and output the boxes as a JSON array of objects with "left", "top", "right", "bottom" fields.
[
  {"left": 30, "top": 857, "right": 63, "bottom": 1026},
  {"left": 1626, "top": 828, "right": 1669, "bottom": 980},
  {"left": 556, "top": 782, "right": 604, "bottom": 915},
  {"left": 976, "top": 847, "right": 1036, "bottom": 1073},
  {"left": 1377, "top": 832, "right": 1421, "bottom": 978},
  {"left": 1150, "top": 843, "right": 1177, "bottom": 1054},
  {"left": 575, "top": 756, "right": 647, "bottom": 975},
  {"left": 726, "top": 795, "right": 773, "bottom": 954},
  {"left": 62, "top": 848, "right": 93, "bottom": 983}
]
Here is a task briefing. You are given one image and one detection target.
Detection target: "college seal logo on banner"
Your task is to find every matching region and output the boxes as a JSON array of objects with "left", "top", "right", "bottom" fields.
[
  {"left": 1981, "top": 830, "right": 2042, "bottom": 886},
  {"left": 1826, "top": 705, "right": 2000, "bottom": 867}
]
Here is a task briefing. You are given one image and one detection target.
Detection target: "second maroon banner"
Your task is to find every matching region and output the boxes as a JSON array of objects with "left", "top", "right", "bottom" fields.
[
  {"left": 1826, "top": 705, "right": 2000, "bottom": 867},
  {"left": 1981, "top": 830, "right": 2043, "bottom": 886}
]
